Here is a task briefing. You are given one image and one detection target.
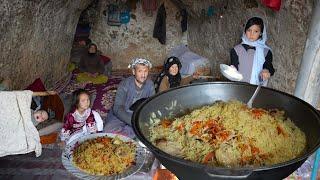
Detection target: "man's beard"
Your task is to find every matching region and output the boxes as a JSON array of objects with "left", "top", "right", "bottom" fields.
[{"left": 135, "top": 77, "right": 146, "bottom": 86}]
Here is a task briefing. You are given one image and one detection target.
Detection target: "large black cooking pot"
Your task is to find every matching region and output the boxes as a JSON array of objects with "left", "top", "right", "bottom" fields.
[{"left": 132, "top": 82, "right": 320, "bottom": 180}]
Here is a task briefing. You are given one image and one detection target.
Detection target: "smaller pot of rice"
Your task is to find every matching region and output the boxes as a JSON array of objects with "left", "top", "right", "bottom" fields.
[{"left": 132, "top": 82, "right": 320, "bottom": 180}]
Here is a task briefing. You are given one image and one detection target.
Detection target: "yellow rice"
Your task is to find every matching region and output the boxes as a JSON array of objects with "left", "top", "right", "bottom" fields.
[
  {"left": 72, "top": 136, "right": 136, "bottom": 175},
  {"left": 150, "top": 100, "right": 306, "bottom": 167}
]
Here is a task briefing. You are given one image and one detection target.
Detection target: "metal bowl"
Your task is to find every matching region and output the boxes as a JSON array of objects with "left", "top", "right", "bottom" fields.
[
  {"left": 132, "top": 82, "right": 320, "bottom": 180},
  {"left": 62, "top": 133, "right": 147, "bottom": 180}
]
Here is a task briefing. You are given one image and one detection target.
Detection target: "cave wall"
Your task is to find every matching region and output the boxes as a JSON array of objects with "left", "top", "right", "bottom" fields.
[
  {"left": 0, "top": 0, "right": 92, "bottom": 89},
  {"left": 187, "top": 0, "right": 313, "bottom": 93},
  {"left": 89, "top": 0, "right": 186, "bottom": 69},
  {"left": 0, "top": 0, "right": 315, "bottom": 94}
]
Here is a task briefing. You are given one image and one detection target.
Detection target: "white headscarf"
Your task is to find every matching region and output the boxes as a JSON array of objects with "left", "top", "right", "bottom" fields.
[
  {"left": 128, "top": 58, "right": 152, "bottom": 69},
  {"left": 241, "top": 18, "right": 271, "bottom": 85}
]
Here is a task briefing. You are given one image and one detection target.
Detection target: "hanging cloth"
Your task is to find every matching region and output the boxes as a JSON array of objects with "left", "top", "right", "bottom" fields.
[
  {"left": 126, "top": 0, "right": 138, "bottom": 10},
  {"left": 120, "top": 9, "right": 130, "bottom": 24},
  {"left": 261, "top": 0, "right": 281, "bottom": 11},
  {"left": 153, "top": 3, "right": 166, "bottom": 44},
  {"left": 107, "top": 4, "right": 121, "bottom": 26},
  {"left": 142, "top": 0, "right": 157, "bottom": 13},
  {"left": 180, "top": 9, "right": 188, "bottom": 32}
]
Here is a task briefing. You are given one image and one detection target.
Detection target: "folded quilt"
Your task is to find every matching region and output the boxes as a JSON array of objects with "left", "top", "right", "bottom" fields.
[{"left": 0, "top": 90, "right": 41, "bottom": 157}]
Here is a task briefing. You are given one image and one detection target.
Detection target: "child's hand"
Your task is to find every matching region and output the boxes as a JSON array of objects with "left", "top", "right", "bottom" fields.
[{"left": 260, "top": 69, "right": 271, "bottom": 81}]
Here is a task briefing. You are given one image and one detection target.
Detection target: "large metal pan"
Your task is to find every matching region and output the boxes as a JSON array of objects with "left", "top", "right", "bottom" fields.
[{"left": 132, "top": 82, "right": 320, "bottom": 180}]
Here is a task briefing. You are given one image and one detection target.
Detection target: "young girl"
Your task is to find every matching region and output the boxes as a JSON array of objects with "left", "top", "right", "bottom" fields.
[
  {"left": 60, "top": 89, "right": 103, "bottom": 144},
  {"left": 154, "top": 56, "right": 198, "bottom": 93},
  {"left": 230, "top": 17, "right": 275, "bottom": 86}
]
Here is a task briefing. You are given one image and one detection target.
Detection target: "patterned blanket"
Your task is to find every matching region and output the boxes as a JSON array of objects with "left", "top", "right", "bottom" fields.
[
  {"left": 57, "top": 71, "right": 158, "bottom": 119},
  {"left": 58, "top": 73, "right": 128, "bottom": 119}
]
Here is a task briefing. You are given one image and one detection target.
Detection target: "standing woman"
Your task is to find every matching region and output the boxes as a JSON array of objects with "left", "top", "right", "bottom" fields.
[
  {"left": 154, "top": 56, "right": 198, "bottom": 93},
  {"left": 230, "top": 17, "right": 275, "bottom": 86}
]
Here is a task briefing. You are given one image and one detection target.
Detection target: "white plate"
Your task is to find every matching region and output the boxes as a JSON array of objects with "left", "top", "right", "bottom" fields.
[
  {"left": 62, "top": 133, "right": 147, "bottom": 180},
  {"left": 220, "top": 64, "right": 243, "bottom": 81}
]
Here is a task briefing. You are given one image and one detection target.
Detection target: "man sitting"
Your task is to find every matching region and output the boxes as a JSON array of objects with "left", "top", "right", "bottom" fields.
[{"left": 104, "top": 58, "right": 155, "bottom": 138}]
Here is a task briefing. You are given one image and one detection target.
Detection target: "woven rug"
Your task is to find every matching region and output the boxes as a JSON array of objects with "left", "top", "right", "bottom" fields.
[
  {"left": 0, "top": 146, "right": 158, "bottom": 180},
  {"left": 58, "top": 73, "right": 128, "bottom": 119},
  {"left": 0, "top": 149, "right": 77, "bottom": 180},
  {"left": 58, "top": 71, "right": 158, "bottom": 119}
]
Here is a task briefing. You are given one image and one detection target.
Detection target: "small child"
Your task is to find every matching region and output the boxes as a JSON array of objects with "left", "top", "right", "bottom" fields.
[
  {"left": 31, "top": 109, "right": 49, "bottom": 126},
  {"left": 60, "top": 89, "right": 103, "bottom": 144},
  {"left": 230, "top": 17, "right": 275, "bottom": 86},
  {"left": 31, "top": 91, "right": 64, "bottom": 136},
  {"left": 30, "top": 91, "right": 55, "bottom": 126},
  {"left": 0, "top": 79, "right": 62, "bottom": 136}
]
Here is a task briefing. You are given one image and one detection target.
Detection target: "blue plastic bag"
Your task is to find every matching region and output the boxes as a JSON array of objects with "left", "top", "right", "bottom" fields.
[{"left": 120, "top": 10, "right": 130, "bottom": 24}]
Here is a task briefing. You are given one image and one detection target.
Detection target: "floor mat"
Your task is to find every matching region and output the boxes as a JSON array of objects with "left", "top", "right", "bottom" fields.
[
  {"left": 0, "top": 149, "right": 77, "bottom": 180},
  {"left": 0, "top": 147, "right": 158, "bottom": 180}
]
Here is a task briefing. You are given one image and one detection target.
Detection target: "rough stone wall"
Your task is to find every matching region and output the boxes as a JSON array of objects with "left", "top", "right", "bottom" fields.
[
  {"left": 90, "top": 0, "right": 186, "bottom": 69},
  {"left": 187, "top": 0, "right": 313, "bottom": 94},
  {"left": 0, "top": 0, "right": 91, "bottom": 89},
  {"left": 0, "top": 0, "right": 313, "bottom": 93}
]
